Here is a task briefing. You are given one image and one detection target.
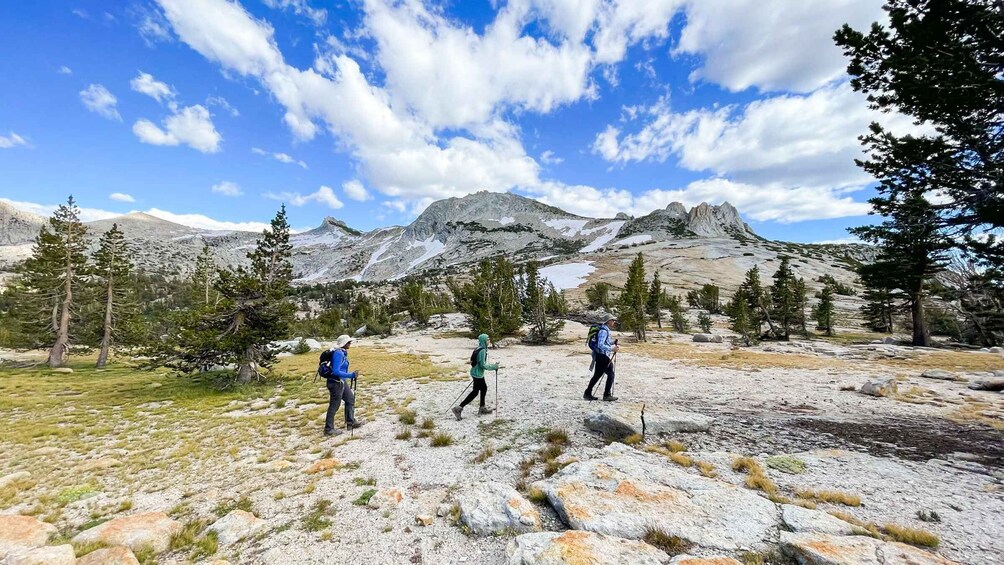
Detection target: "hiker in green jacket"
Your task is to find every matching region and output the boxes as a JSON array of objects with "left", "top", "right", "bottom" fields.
[{"left": 452, "top": 333, "right": 499, "bottom": 420}]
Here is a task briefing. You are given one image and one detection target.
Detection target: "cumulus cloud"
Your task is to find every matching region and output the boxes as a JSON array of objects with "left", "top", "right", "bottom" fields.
[
  {"left": 0, "top": 197, "right": 120, "bottom": 223},
  {"left": 262, "top": 0, "right": 326, "bottom": 26},
  {"left": 0, "top": 132, "right": 30, "bottom": 149},
  {"left": 58, "top": 66, "right": 72, "bottom": 75},
  {"left": 133, "top": 104, "right": 222, "bottom": 153},
  {"left": 251, "top": 147, "right": 307, "bottom": 168},
  {"left": 130, "top": 71, "right": 176, "bottom": 103},
  {"left": 134, "top": 4, "right": 173, "bottom": 45},
  {"left": 211, "top": 181, "right": 243, "bottom": 196},
  {"left": 80, "top": 84, "right": 122, "bottom": 121},
  {"left": 109, "top": 192, "right": 136, "bottom": 202},
  {"left": 266, "top": 185, "right": 344, "bottom": 209},
  {"left": 674, "top": 0, "right": 885, "bottom": 93},
  {"left": 540, "top": 150, "right": 563, "bottom": 165},
  {"left": 342, "top": 179, "right": 371, "bottom": 201}
]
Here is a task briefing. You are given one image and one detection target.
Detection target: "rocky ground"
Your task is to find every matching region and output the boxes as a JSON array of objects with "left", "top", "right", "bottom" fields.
[{"left": 1, "top": 318, "right": 1002, "bottom": 564}]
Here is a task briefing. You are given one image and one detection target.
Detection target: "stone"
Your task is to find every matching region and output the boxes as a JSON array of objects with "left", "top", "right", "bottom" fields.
[
  {"left": 260, "top": 459, "right": 294, "bottom": 472},
  {"left": 0, "top": 515, "right": 56, "bottom": 559},
  {"left": 436, "top": 504, "right": 452, "bottom": 517},
  {"left": 457, "top": 483, "right": 542, "bottom": 536},
  {"left": 354, "top": 325, "right": 367, "bottom": 337},
  {"left": 780, "top": 505, "right": 856, "bottom": 536},
  {"left": 780, "top": 532, "right": 959, "bottom": 564},
  {"left": 507, "top": 531, "right": 670, "bottom": 565},
  {"left": 968, "top": 379, "right": 1004, "bottom": 392},
  {"left": 989, "top": 346, "right": 1002, "bottom": 354},
  {"left": 208, "top": 510, "right": 267, "bottom": 546},
  {"left": 415, "top": 514, "right": 434, "bottom": 527},
  {"left": 0, "top": 471, "right": 30, "bottom": 488},
  {"left": 5, "top": 544, "right": 75, "bottom": 565},
  {"left": 883, "top": 337, "right": 897, "bottom": 345},
  {"left": 860, "top": 379, "right": 897, "bottom": 397},
  {"left": 77, "top": 457, "right": 122, "bottom": 471},
  {"left": 669, "top": 557, "right": 744, "bottom": 565},
  {"left": 692, "top": 333, "right": 723, "bottom": 343},
  {"left": 72, "top": 512, "right": 181, "bottom": 555},
  {"left": 304, "top": 458, "right": 342, "bottom": 474},
  {"left": 534, "top": 443, "right": 777, "bottom": 552},
  {"left": 52, "top": 367, "right": 73, "bottom": 373},
  {"left": 919, "top": 369, "right": 955, "bottom": 381},
  {"left": 766, "top": 455, "right": 806, "bottom": 475},
  {"left": 585, "top": 405, "right": 713, "bottom": 441},
  {"left": 367, "top": 488, "right": 406, "bottom": 509},
  {"left": 77, "top": 546, "right": 141, "bottom": 565}
]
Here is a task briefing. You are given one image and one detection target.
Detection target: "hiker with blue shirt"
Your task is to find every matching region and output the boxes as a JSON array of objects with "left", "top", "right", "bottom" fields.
[
  {"left": 584, "top": 315, "right": 619, "bottom": 401},
  {"left": 452, "top": 333, "right": 499, "bottom": 420},
  {"left": 321, "top": 334, "right": 365, "bottom": 436}
]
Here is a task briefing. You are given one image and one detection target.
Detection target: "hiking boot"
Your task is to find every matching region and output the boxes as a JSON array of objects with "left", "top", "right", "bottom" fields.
[
  {"left": 324, "top": 429, "right": 342, "bottom": 437},
  {"left": 602, "top": 395, "right": 618, "bottom": 402},
  {"left": 346, "top": 420, "right": 365, "bottom": 430},
  {"left": 478, "top": 406, "right": 494, "bottom": 415},
  {"left": 452, "top": 406, "right": 463, "bottom": 420},
  {"left": 583, "top": 391, "right": 598, "bottom": 401}
]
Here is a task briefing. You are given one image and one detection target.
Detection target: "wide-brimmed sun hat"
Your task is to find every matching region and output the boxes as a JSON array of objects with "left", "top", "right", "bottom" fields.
[{"left": 335, "top": 334, "right": 353, "bottom": 348}]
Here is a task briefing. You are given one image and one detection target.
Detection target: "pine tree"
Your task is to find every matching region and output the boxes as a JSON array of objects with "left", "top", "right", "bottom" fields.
[
  {"left": 858, "top": 263, "right": 897, "bottom": 333},
  {"left": 192, "top": 244, "right": 218, "bottom": 306},
  {"left": 666, "top": 295, "right": 689, "bottom": 333},
  {"left": 647, "top": 271, "right": 664, "bottom": 328},
  {"left": 522, "top": 261, "right": 564, "bottom": 343},
  {"left": 544, "top": 283, "right": 568, "bottom": 316},
  {"left": 728, "top": 293, "right": 754, "bottom": 345},
  {"left": 734, "top": 266, "right": 766, "bottom": 338},
  {"left": 17, "top": 197, "right": 89, "bottom": 367},
  {"left": 770, "top": 257, "right": 799, "bottom": 340},
  {"left": 794, "top": 278, "right": 809, "bottom": 335},
  {"left": 93, "top": 224, "right": 134, "bottom": 368},
  {"left": 156, "top": 207, "right": 295, "bottom": 382},
  {"left": 399, "top": 280, "right": 430, "bottom": 324},
  {"left": 585, "top": 282, "right": 612, "bottom": 310},
  {"left": 697, "top": 311, "right": 713, "bottom": 333},
  {"left": 687, "top": 284, "right": 721, "bottom": 314},
  {"left": 450, "top": 257, "right": 522, "bottom": 342},
  {"left": 835, "top": 1, "right": 1004, "bottom": 277},
  {"left": 813, "top": 284, "right": 836, "bottom": 337},
  {"left": 851, "top": 191, "right": 951, "bottom": 346},
  {"left": 619, "top": 253, "right": 648, "bottom": 341}
]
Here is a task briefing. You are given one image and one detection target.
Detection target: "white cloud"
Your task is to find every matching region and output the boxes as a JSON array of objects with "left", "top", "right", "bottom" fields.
[
  {"left": 135, "top": 5, "right": 173, "bottom": 45},
  {"left": 0, "top": 197, "right": 119, "bottom": 223},
  {"left": 266, "top": 185, "right": 344, "bottom": 209},
  {"left": 211, "top": 181, "right": 243, "bottom": 196},
  {"left": 80, "top": 84, "right": 122, "bottom": 121},
  {"left": 57, "top": 66, "right": 72, "bottom": 75},
  {"left": 109, "top": 192, "right": 136, "bottom": 203},
  {"left": 540, "top": 150, "right": 563, "bottom": 165},
  {"left": 0, "top": 132, "right": 30, "bottom": 149},
  {"left": 813, "top": 237, "right": 866, "bottom": 245},
  {"left": 674, "top": 0, "right": 885, "bottom": 93},
  {"left": 342, "top": 179, "right": 370, "bottom": 201},
  {"left": 206, "top": 95, "right": 239, "bottom": 116},
  {"left": 72, "top": 9, "right": 90, "bottom": 20},
  {"left": 251, "top": 147, "right": 307, "bottom": 168},
  {"left": 130, "top": 71, "right": 176, "bottom": 103},
  {"left": 133, "top": 104, "right": 222, "bottom": 153},
  {"left": 262, "top": 0, "right": 326, "bottom": 26}
]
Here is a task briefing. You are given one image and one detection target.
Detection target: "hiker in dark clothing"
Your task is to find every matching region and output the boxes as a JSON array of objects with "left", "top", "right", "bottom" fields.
[
  {"left": 324, "top": 334, "right": 364, "bottom": 436},
  {"left": 453, "top": 333, "right": 499, "bottom": 420},
  {"left": 584, "top": 315, "right": 619, "bottom": 401}
]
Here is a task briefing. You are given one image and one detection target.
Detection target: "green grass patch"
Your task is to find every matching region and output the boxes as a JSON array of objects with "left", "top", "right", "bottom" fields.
[
  {"left": 353, "top": 489, "right": 378, "bottom": 507},
  {"left": 303, "top": 499, "right": 335, "bottom": 531}
]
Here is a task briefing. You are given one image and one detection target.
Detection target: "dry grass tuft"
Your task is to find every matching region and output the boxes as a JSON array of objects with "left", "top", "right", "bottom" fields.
[
  {"left": 622, "top": 433, "right": 644, "bottom": 445},
  {"left": 642, "top": 529, "right": 691, "bottom": 556},
  {"left": 544, "top": 428, "right": 569, "bottom": 445},
  {"left": 430, "top": 433, "right": 454, "bottom": 447},
  {"left": 731, "top": 456, "right": 764, "bottom": 475},
  {"left": 669, "top": 452, "right": 693, "bottom": 468},
  {"left": 695, "top": 460, "right": 717, "bottom": 478},
  {"left": 395, "top": 429, "right": 412, "bottom": 440},
  {"left": 796, "top": 488, "right": 861, "bottom": 507},
  {"left": 472, "top": 446, "right": 496, "bottom": 464},
  {"left": 398, "top": 410, "right": 417, "bottom": 425},
  {"left": 883, "top": 523, "right": 940, "bottom": 548},
  {"left": 420, "top": 418, "right": 436, "bottom": 430},
  {"left": 665, "top": 440, "right": 686, "bottom": 453},
  {"left": 527, "top": 486, "right": 548, "bottom": 504}
]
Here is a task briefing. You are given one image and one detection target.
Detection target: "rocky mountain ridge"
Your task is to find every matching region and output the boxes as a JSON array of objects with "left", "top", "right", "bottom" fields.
[{"left": 0, "top": 193, "right": 861, "bottom": 288}]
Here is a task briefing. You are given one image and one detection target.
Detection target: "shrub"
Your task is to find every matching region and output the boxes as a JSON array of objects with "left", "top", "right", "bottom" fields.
[
  {"left": 352, "top": 490, "right": 377, "bottom": 507},
  {"left": 304, "top": 499, "right": 335, "bottom": 529},
  {"left": 642, "top": 529, "right": 691, "bottom": 555},
  {"left": 292, "top": 338, "right": 312, "bottom": 355},
  {"left": 544, "top": 428, "right": 569, "bottom": 445}
]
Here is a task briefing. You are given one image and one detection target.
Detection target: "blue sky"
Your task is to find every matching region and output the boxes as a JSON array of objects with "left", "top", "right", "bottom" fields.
[{"left": 0, "top": 0, "right": 913, "bottom": 241}]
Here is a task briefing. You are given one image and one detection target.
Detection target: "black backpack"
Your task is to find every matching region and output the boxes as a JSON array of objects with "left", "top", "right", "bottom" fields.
[
  {"left": 469, "top": 346, "right": 485, "bottom": 368},
  {"left": 318, "top": 349, "right": 334, "bottom": 379}
]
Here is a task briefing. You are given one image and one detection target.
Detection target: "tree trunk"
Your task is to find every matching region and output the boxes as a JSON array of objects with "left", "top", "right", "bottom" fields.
[
  {"left": 96, "top": 277, "right": 114, "bottom": 368},
  {"left": 47, "top": 237, "right": 74, "bottom": 368},
  {"left": 236, "top": 346, "right": 255, "bottom": 384},
  {"left": 911, "top": 297, "right": 930, "bottom": 346}
]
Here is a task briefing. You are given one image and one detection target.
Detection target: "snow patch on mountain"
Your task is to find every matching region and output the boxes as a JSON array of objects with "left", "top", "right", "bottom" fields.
[
  {"left": 540, "top": 262, "right": 595, "bottom": 290},
  {"left": 613, "top": 235, "right": 652, "bottom": 246},
  {"left": 581, "top": 221, "right": 626, "bottom": 253},
  {"left": 544, "top": 218, "right": 589, "bottom": 235},
  {"left": 407, "top": 236, "right": 446, "bottom": 270}
]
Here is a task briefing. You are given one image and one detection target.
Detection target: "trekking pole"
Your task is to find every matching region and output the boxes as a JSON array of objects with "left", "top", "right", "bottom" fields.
[
  {"left": 494, "top": 369, "right": 499, "bottom": 420},
  {"left": 448, "top": 380, "right": 473, "bottom": 412},
  {"left": 351, "top": 376, "right": 357, "bottom": 438}
]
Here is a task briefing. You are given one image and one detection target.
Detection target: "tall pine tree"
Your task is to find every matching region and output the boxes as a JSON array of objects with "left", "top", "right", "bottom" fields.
[
  {"left": 93, "top": 224, "right": 134, "bottom": 368},
  {"left": 619, "top": 253, "right": 648, "bottom": 341},
  {"left": 813, "top": 284, "right": 836, "bottom": 337},
  {"left": 647, "top": 271, "right": 664, "bottom": 328},
  {"left": 770, "top": 257, "right": 799, "bottom": 340},
  {"left": 521, "top": 261, "right": 564, "bottom": 343}
]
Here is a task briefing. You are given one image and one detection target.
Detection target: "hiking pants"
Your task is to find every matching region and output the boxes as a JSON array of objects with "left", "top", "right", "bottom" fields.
[
  {"left": 325, "top": 378, "right": 355, "bottom": 432},
  {"left": 460, "top": 377, "right": 488, "bottom": 408},
  {"left": 586, "top": 353, "right": 615, "bottom": 397}
]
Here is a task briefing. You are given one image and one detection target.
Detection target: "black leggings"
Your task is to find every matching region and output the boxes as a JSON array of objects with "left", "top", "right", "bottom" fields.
[
  {"left": 586, "top": 353, "right": 615, "bottom": 397},
  {"left": 460, "top": 377, "right": 488, "bottom": 407}
]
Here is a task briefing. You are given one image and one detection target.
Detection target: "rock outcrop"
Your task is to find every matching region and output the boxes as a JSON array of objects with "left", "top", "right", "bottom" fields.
[
  {"left": 208, "top": 510, "right": 267, "bottom": 546},
  {"left": 533, "top": 444, "right": 776, "bottom": 552},
  {"left": 860, "top": 379, "right": 898, "bottom": 397},
  {"left": 507, "top": 531, "right": 670, "bottom": 565},
  {"left": 76, "top": 546, "right": 141, "bottom": 565},
  {"left": 585, "top": 405, "right": 713, "bottom": 441},
  {"left": 780, "top": 531, "right": 959, "bottom": 565},
  {"left": 4, "top": 544, "right": 75, "bottom": 565},
  {"left": 72, "top": 512, "right": 181, "bottom": 554},
  {"left": 0, "top": 515, "right": 56, "bottom": 559},
  {"left": 457, "top": 483, "right": 542, "bottom": 536}
]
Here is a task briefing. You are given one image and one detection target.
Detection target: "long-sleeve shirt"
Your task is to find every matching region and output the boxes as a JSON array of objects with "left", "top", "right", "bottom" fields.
[
  {"left": 596, "top": 324, "right": 615, "bottom": 357},
  {"left": 329, "top": 348, "right": 357, "bottom": 381}
]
